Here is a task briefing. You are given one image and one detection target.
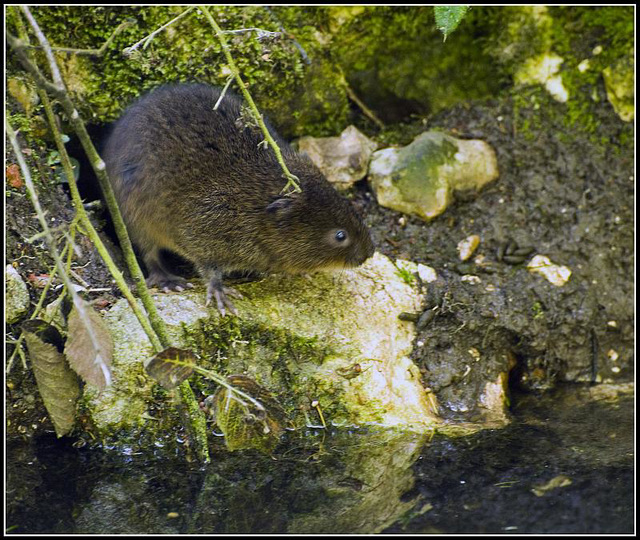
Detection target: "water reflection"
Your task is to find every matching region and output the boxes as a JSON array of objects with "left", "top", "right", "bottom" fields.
[{"left": 6, "top": 385, "right": 633, "bottom": 534}]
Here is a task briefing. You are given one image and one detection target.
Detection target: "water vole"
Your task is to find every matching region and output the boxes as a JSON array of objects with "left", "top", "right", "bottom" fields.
[{"left": 103, "top": 83, "right": 375, "bottom": 314}]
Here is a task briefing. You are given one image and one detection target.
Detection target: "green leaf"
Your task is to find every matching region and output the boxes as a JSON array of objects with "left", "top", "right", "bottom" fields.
[
  {"left": 22, "top": 319, "right": 80, "bottom": 437},
  {"left": 146, "top": 347, "right": 197, "bottom": 389},
  {"left": 53, "top": 157, "right": 80, "bottom": 184},
  {"left": 434, "top": 6, "right": 469, "bottom": 41}
]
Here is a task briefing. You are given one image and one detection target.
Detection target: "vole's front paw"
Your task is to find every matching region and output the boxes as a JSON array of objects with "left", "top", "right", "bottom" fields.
[
  {"left": 206, "top": 282, "right": 243, "bottom": 316},
  {"left": 146, "top": 271, "right": 194, "bottom": 293}
]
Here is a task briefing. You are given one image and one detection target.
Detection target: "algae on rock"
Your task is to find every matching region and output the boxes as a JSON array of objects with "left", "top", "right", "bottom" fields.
[
  {"left": 602, "top": 55, "right": 634, "bottom": 122},
  {"left": 6, "top": 265, "right": 30, "bottom": 324},
  {"left": 368, "top": 132, "right": 499, "bottom": 221}
]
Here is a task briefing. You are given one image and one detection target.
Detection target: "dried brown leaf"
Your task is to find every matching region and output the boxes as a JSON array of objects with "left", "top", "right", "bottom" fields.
[
  {"left": 64, "top": 299, "right": 113, "bottom": 390},
  {"left": 6, "top": 163, "right": 23, "bottom": 189},
  {"left": 22, "top": 319, "right": 80, "bottom": 437},
  {"left": 27, "top": 273, "right": 52, "bottom": 289}
]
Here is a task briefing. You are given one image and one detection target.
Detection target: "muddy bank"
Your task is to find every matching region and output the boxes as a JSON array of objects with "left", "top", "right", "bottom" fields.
[{"left": 356, "top": 90, "right": 633, "bottom": 420}]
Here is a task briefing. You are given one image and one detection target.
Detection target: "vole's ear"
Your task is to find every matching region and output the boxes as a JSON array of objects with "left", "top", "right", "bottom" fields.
[{"left": 266, "top": 194, "right": 298, "bottom": 215}]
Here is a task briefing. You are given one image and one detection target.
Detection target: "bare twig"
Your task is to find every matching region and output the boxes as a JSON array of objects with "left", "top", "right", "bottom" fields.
[
  {"left": 24, "top": 18, "right": 136, "bottom": 57},
  {"left": 8, "top": 18, "right": 173, "bottom": 350},
  {"left": 38, "top": 82, "right": 162, "bottom": 352},
  {"left": 6, "top": 241, "right": 71, "bottom": 373},
  {"left": 7, "top": 120, "right": 111, "bottom": 388},
  {"left": 123, "top": 6, "right": 195, "bottom": 55},
  {"left": 263, "top": 6, "right": 311, "bottom": 65},
  {"left": 337, "top": 67, "right": 385, "bottom": 130},
  {"left": 213, "top": 74, "right": 234, "bottom": 110},
  {"left": 20, "top": 6, "right": 64, "bottom": 90},
  {"left": 221, "top": 27, "right": 283, "bottom": 40},
  {"left": 344, "top": 83, "right": 385, "bottom": 130},
  {"left": 9, "top": 7, "right": 210, "bottom": 462},
  {"left": 199, "top": 6, "right": 302, "bottom": 194}
]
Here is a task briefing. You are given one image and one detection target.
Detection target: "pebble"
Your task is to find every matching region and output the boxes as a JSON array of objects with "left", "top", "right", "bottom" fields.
[
  {"left": 527, "top": 255, "right": 571, "bottom": 286},
  {"left": 457, "top": 235, "right": 480, "bottom": 261}
]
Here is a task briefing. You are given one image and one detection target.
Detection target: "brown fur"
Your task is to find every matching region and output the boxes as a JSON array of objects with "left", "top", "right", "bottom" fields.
[{"left": 103, "top": 83, "right": 374, "bottom": 312}]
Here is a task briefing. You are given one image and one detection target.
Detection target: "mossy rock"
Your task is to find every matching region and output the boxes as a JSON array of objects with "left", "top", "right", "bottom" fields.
[{"left": 83, "top": 253, "right": 441, "bottom": 442}]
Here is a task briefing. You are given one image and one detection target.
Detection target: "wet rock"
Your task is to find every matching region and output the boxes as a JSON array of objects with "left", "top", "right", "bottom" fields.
[
  {"left": 477, "top": 371, "right": 511, "bottom": 425},
  {"left": 85, "top": 252, "right": 441, "bottom": 438},
  {"left": 6, "top": 265, "right": 30, "bottom": 324},
  {"left": 603, "top": 55, "right": 634, "bottom": 122},
  {"left": 368, "top": 131, "right": 498, "bottom": 221},
  {"left": 297, "top": 125, "right": 378, "bottom": 189},
  {"left": 417, "top": 264, "right": 438, "bottom": 284}
]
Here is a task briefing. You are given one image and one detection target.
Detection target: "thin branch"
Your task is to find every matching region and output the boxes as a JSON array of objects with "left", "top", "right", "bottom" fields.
[
  {"left": 123, "top": 6, "right": 195, "bottom": 55},
  {"left": 221, "top": 27, "right": 283, "bottom": 40},
  {"left": 337, "top": 67, "right": 385, "bottom": 130},
  {"left": 7, "top": 119, "right": 111, "bottom": 388},
  {"left": 38, "top": 80, "right": 163, "bottom": 352},
  {"left": 9, "top": 8, "right": 210, "bottom": 462},
  {"left": 263, "top": 6, "right": 311, "bottom": 65},
  {"left": 6, "top": 241, "right": 71, "bottom": 373},
  {"left": 344, "top": 83, "right": 385, "bottom": 130},
  {"left": 213, "top": 74, "right": 234, "bottom": 110},
  {"left": 199, "top": 6, "right": 302, "bottom": 195},
  {"left": 8, "top": 23, "right": 173, "bottom": 350},
  {"left": 7, "top": 32, "right": 63, "bottom": 98},
  {"left": 20, "top": 6, "right": 64, "bottom": 90},
  {"left": 24, "top": 18, "right": 136, "bottom": 57}
]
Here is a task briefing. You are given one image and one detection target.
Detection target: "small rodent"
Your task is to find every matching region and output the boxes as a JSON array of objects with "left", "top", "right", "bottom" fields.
[{"left": 103, "top": 83, "right": 375, "bottom": 314}]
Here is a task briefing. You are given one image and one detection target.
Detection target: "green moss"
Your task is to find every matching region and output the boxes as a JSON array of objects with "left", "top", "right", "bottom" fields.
[
  {"left": 8, "top": 6, "right": 633, "bottom": 142},
  {"left": 395, "top": 267, "right": 417, "bottom": 286},
  {"left": 475, "top": 6, "right": 634, "bottom": 143},
  {"left": 531, "top": 301, "right": 545, "bottom": 320},
  {"left": 332, "top": 6, "right": 505, "bottom": 119},
  {"left": 7, "top": 6, "right": 349, "bottom": 138},
  {"left": 480, "top": 6, "right": 554, "bottom": 70},
  {"left": 304, "top": 374, "right": 352, "bottom": 426},
  {"left": 181, "top": 315, "right": 333, "bottom": 419},
  {"left": 542, "top": 7, "right": 632, "bottom": 137}
]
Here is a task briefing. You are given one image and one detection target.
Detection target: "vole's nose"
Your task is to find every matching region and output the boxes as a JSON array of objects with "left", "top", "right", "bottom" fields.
[{"left": 354, "top": 234, "right": 375, "bottom": 265}]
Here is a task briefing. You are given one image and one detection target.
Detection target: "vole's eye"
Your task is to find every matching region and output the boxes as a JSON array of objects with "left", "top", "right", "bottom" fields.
[
  {"left": 335, "top": 230, "right": 348, "bottom": 242},
  {"left": 328, "top": 228, "right": 351, "bottom": 248}
]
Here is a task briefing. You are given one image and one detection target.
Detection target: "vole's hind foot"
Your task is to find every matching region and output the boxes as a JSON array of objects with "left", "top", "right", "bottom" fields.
[
  {"left": 146, "top": 271, "right": 194, "bottom": 293},
  {"left": 206, "top": 281, "right": 242, "bottom": 317}
]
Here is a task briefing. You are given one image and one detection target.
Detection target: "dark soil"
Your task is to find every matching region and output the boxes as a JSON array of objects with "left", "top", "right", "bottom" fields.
[
  {"left": 354, "top": 89, "right": 634, "bottom": 421},
  {"left": 6, "top": 140, "right": 119, "bottom": 439}
]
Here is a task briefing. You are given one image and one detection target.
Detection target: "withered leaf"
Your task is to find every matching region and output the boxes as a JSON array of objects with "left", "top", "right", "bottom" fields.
[
  {"left": 6, "top": 163, "right": 23, "bottom": 189},
  {"left": 22, "top": 319, "right": 65, "bottom": 351},
  {"left": 22, "top": 319, "right": 80, "bottom": 437},
  {"left": 213, "top": 375, "right": 288, "bottom": 453},
  {"left": 64, "top": 298, "right": 113, "bottom": 390},
  {"left": 146, "top": 347, "right": 197, "bottom": 389}
]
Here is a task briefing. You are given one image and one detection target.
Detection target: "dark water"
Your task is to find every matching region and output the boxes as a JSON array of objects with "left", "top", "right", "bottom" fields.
[{"left": 6, "top": 384, "right": 634, "bottom": 534}]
